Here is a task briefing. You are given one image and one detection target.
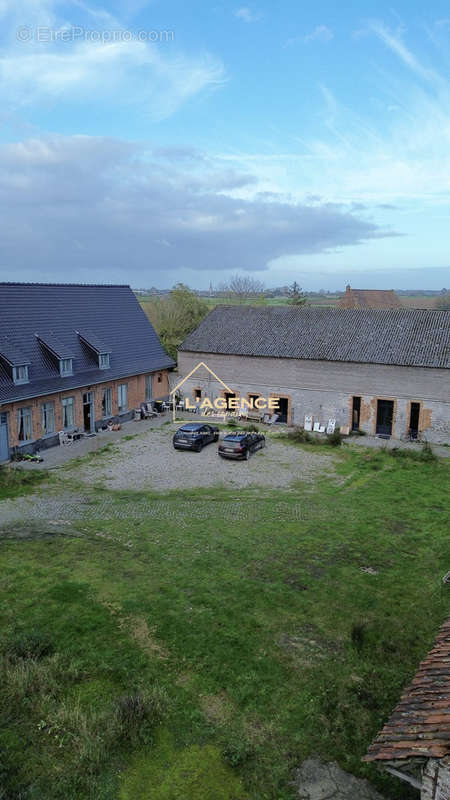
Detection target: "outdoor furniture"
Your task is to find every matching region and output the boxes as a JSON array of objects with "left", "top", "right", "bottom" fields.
[
  {"left": 326, "top": 418, "right": 336, "bottom": 434},
  {"left": 58, "top": 430, "right": 74, "bottom": 446},
  {"left": 265, "top": 414, "right": 279, "bottom": 425},
  {"left": 140, "top": 402, "right": 157, "bottom": 419}
]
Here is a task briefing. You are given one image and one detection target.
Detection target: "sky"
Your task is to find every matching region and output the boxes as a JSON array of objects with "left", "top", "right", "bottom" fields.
[{"left": 0, "top": 1, "right": 450, "bottom": 290}]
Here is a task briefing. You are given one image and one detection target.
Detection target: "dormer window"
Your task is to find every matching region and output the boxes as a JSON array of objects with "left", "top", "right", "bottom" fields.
[
  {"left": 99, "top": 353, "right": 110, "bottom": 369},
  {"left": 59, "top": 358, "right": 73, "bottom": 377},
  {"left": 13, "top": 365, "right": 29, "bottom": 385}
]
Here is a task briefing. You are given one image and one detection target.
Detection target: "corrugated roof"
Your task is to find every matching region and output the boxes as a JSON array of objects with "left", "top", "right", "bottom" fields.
[
  {"left": 365, "top": 618, "right": 450, "bottom": 762},
  {"left": 179, "top": 306, "right": 450, "bottom": 369},
  {"left": 0, "top": 283, "right": 174, "bottom": 404}
]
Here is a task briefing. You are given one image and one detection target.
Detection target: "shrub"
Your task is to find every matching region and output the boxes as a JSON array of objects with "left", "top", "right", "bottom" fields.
[
  {"left": 326, "top": 427, "right": 342, "bottom": 447},
  {"left": 245, "top": 424, "right": 259, "bottom": 433},
  {"left": 287, "top": 426, "right": 314, "bottom": 444},
  {"left": 389, "top": 442, "right": 437, "bottom": 464}
]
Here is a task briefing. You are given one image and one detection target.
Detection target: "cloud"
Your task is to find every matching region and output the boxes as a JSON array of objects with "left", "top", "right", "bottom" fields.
[
  {"left": 303, "top": 25, "right": 334, "bottom": 43},
  {"left": 234, "top": 7, "right": 262, "bottom": 23},
  {"left": 0, "top": 135, "right": 392, "bottom": 284},
  {"left": 369, "top": 20, "right": 440, "bottom": 84},
  {"left": 0, "top": 0, "right": 225, "bottom": 120}
]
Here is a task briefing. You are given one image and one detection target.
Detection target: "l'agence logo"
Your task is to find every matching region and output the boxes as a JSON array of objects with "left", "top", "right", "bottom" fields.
[{"left": 170, "top": 361, "right": 279, "bottom": 421}]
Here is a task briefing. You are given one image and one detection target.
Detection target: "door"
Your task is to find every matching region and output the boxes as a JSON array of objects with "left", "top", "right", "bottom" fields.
[
  {"left": 352, "top": 397, "right": 361, "bottom": 431},
  {"left": 275, "top": 397, "right": 288, "bottom": 423},
  {"left": 409, "top": 402, "right": 420, "bottom": 439},
  {"left": 83, "top": 392, "right": 94, "bottom": 433},
  {"left": 224, "top": 393, "right": 236, "bottom": 411},
  {"left": 376, "top": 399, "right": 394, "bottom": 436},
  {"left": 0, "top": 413, "right": 9, "bottom": 462}
]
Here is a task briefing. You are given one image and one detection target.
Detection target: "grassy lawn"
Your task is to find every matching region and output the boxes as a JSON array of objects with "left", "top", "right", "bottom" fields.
[
  {"left": 0, "top": 446, "right": 449, "bottom": 799},
  {"left": 0, "top": 465, "right": 50, "bottom": 501}
]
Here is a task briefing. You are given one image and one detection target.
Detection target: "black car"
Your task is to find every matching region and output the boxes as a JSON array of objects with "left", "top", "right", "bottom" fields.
[
  {"left": 218, "top": 431, "right": 265, "bottom": 460},
  {"left": 173, "top": 423, "right": 219, "bottom": 452}
]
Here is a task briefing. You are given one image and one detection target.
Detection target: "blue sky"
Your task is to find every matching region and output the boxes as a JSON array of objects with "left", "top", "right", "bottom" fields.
[{"left": 0, "top": 0, "right": 449, "bottom": 290}]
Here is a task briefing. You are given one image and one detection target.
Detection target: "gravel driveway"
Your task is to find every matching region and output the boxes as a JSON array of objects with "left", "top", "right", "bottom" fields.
[{"left": 71, "top": 424, "right": 336, "bottom": 492}]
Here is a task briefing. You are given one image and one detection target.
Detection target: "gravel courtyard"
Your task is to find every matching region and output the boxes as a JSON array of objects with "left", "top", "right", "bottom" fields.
[{"left": 73, "top": 424, "right": 336, "bottom": 492}]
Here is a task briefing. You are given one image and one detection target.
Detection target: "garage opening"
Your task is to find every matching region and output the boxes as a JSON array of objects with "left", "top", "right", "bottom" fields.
[
  {"left": 274, "top": 397, "right": 288, "bottom": 423},
  {"left": 352, "top": 396, "right": 361, "bottom": 431},
  {"left": 409, "top": 402, "right": 420, "bottom": 439},
  {"left": 224, "top": 392, "right": 237, "bottom": 411},
  {"left": 376, "top": 399, "right": 394, "bottom": 436}
]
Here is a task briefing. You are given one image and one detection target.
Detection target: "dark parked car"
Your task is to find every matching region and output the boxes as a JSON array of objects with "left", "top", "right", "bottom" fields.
[
  {"left": 218, "top": 431, "right": 265, "bottom": 460},
  {"left": 173, "top": 423, "right": 219, "bottom": 452}
]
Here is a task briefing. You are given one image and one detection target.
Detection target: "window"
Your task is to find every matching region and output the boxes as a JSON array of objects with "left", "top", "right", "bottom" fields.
[
  {"left": 157, "top": 373, "right": 162, "bottom": 383},
  {"left": 61, "top": 396, "right": 75, "bottom": 429},
  {"left": 12, "top": 365, "right": 29, "bottom": 385},
  {"left": 59, "top": 358, "right": 73, "bottom": 377},
  {"left": 41, "top": 401, "right": 55, "bottom": 435},
  {"left": 117, "top": 384, "right": 128, "bottom": 413},
  {"left": 102, "top": 387, "right": 112, "bottom": 417},
  {"left": 145, "top": 375, "right": 153, "bottom": 402},
  {"left": 17, "top": 407, "right": 32, "bottom": 441},
  {"left": 194, "top": 388, "right": 202, "bottom": 400},
  {"left": 99, "top": 353, "right": 110, "bottom": 370}
]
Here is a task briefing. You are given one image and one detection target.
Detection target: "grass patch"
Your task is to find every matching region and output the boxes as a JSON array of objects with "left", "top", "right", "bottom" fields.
[
  {"left": 0, "top": 465, "right": 49, "bottom": 500},
  {"left": 0, "top": 448, "right": 448, "bottom": 798}
]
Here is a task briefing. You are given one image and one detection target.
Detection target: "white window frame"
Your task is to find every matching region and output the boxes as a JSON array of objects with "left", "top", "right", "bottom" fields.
[
  {"left": 59, "top": 358, "right": 73, "bottom": 377},
  {"left": 61, "top": 396, "right": 75, "bottom": 429},
  {"left": 12, "top": 365, "right": 29, "bottom": 385},
  {"left": 99, "top": 353, "right": 110, "bottom": 370},
  {"left": 17, "top": 407, "right": 32, "bottom": 441},
  {"left": 145, "top": 375, "right": 153, "bottom": 402},
  {"left": 41, "top": 401, "right": 55, "bottom": 435},
  {"left": 102, "top": 387, "right": 112, "bottom": 417},
  {"left": 117, "top": 383, "right": 128, "bottom": 413}
]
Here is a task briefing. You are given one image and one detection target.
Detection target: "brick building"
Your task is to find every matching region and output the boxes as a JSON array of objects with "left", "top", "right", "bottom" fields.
[
  {"left": 338, "top": 284, "right": 402, "bottom": 309},
  {"left": 0, "top": 283, "right": 174, "bottom": 460},
  {"left": 365, "top": 617, "right": 450, "bottom": 799},
  {"left": 177, "top": 306, "right": 450, "bottom": 443}
]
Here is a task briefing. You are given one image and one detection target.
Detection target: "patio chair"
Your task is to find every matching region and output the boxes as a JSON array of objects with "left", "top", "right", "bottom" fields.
[
  {"left": 140, "top": 402, "right": 157, "bottom": 419},
  {"left": 264, "top": 414, "right": 279, "bottom": 425},
  {"left": 326, "top": 418, "right": 336, "bottom": 435},
  {"left": 58, "top": 430, "right": 74, "bottom": 446}
]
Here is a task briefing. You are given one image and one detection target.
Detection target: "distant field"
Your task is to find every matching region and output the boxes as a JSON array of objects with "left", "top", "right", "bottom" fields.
[{"left": 137, "top": 294, "right": 440, "bottom": 311}]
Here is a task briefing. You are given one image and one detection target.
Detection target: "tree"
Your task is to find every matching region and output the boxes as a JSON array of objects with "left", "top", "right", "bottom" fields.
[
  {"left": 217, "top": 274, "right": 265, "bottom": 303},
  {"left": 435, "top": 292, "right": 450, "bottom": 311},
  {"left": 288, "top": 281, "right": 307, "bottom": 306},
  {"left": 143, "top": 283, "right": 209, "bottom": 360}
]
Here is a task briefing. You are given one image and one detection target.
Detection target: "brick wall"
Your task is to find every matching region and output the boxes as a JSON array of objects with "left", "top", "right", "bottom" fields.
[
  {"left": 1, "top": 369, "right": 170, "bottom": 451},
  {"left": 176, "top": 352, "right": 450, "bottom": 443}
]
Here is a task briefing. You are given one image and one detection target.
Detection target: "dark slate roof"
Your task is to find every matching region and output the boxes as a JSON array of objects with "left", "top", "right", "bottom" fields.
[
  {"left": 180, "top": 306, "right": 450, "bottom": 369},
  {"left": 36, "top": 331, "right": 75, "bottom": 359},
  {"left": 0, "top": 337, "right": 30, "bottom": 366},
  {"left": 77, "top": 329, "right": 110, "bottom": 354},
  {"left": 0, "top": 283, "right": 174, "bottom": 404},
  {"left": 365, "top": 618, "right": 450, "bottom": 762}
]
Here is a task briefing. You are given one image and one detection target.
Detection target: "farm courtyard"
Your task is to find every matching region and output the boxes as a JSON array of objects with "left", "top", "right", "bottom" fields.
[{"left": 0, "top": 423, "right": 449, "bottom": 800}]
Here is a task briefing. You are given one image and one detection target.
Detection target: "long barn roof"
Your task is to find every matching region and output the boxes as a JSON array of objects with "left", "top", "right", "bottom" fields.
[{"left": 180, "top": 306, "right": 450, "bottom": 369}]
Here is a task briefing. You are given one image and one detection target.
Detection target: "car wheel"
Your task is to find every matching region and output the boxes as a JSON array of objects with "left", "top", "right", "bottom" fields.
[
  {"left": 245, "top": 449, "right": 250, "bottom": 460},
  {"left": 214, "top": 434, "right": 219, "bottom": 442},
  {"left": 196, "top": 443, "right": 202, "bottom": 452}
]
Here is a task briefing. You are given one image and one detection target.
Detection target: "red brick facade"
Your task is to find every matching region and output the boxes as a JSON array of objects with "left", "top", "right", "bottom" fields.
[{"left": 2, "top": 369, "right": 170, "bottom": 450}]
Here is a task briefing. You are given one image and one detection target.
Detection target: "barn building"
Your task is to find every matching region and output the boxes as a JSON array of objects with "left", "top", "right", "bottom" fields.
[{"left": 177, "top": 306, "right": 450, "bottom": 443}]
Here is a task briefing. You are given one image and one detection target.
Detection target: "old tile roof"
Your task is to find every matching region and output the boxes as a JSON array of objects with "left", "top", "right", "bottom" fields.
[
  {"left": 180, "top": 306, "right": 450, "bottom": 369},
  {"left": 0, "top": 283, "right": 174, "bottom": 404},
  {"left": 365, "top": 618, "right": 450, "bottom": 762},
  {"left": 339, "top": 287, "right": 402, "bottom": 309}
]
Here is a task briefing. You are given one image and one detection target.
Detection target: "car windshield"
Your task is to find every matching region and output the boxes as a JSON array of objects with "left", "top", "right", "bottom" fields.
[
  {"left": 178, "top": 425, "right": 201, "bottom": 433},
  {"left": 223, "top": 433, "right": 246, "bottom": 441}
]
